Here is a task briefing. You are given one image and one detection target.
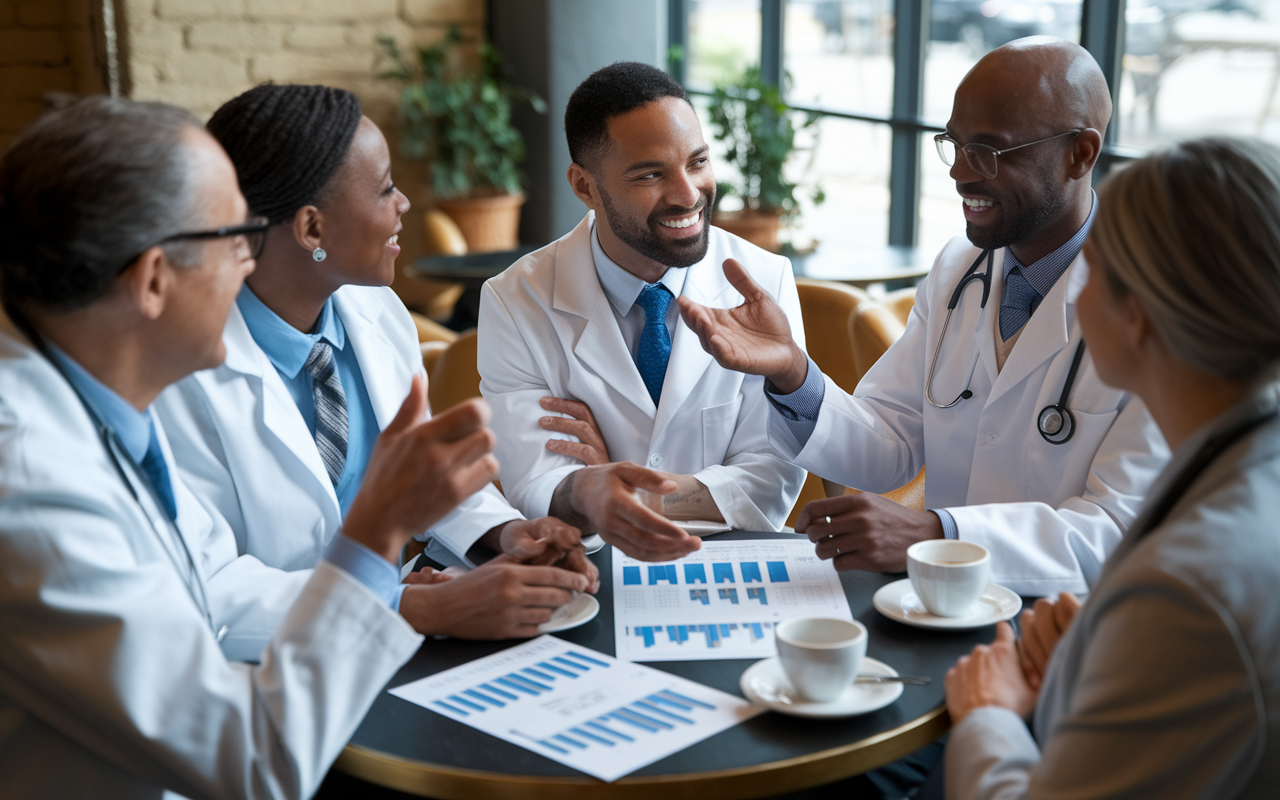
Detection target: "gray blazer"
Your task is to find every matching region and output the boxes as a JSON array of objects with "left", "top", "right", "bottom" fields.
[{"left": 947, "top": 383, "right": 1280, "bottom": 799}]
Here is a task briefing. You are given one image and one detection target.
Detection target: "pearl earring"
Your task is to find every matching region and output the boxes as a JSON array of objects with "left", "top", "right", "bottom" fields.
[{"left": 312, "top": 247, "right": 327, "bottom": 262}]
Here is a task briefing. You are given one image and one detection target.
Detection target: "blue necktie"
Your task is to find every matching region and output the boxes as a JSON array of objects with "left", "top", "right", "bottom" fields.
[
  {"left": 635, "top": 283, "right": 673, "bottom": 406},
  {"left": 999, "top": 265, "right": 1040, "bottom": 341},
  {"left": 140, "top": 427, "right": 178, "bottom": 521},
  {"left": 303, "top": 340, "right": 349, "bottom": 486}
]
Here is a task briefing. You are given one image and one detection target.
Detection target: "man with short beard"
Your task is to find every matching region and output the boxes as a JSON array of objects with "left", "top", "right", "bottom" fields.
[
  {"left": 679, "top": 37, "right": 1170, "bottom": 597},
  {"left": 477, "top": 62, "right": 806, "bottom": 562}
]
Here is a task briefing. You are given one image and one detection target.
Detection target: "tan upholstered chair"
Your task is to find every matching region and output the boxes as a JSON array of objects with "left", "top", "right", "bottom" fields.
[
  {"left": 881, "top": 286, "right": 917, "bottom": 326},
  {"left": 390, "top": 209, "right": 466, "bottom": 321},
  {"left": 785, "top": 280, "right": 870, "bottom": 527},
  {"left": 847, "top": 291, "right": 925, "bottom": 511},
  {"left": 410, "top": 310, "right": 458, "bottom": 345},
  {"left": 427, "top": 329, "right": 480, "bottom": 414}
]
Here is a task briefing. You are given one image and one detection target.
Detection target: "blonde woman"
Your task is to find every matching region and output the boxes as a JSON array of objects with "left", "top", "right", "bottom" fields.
[{"left": 943, "top": 137, "right": 1280, "bottom": 798}]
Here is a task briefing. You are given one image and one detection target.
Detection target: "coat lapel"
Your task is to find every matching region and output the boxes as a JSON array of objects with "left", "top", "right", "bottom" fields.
[
  {"left": 219, "top": 304, "right": 336, "bottom": 504},
  {"left": 554, "top": 213, "right": 657, "bottom": 419},
  {"left": 987, "top": 251, "right": 1085, "bottom": 405},
  {"left": 334, "top": 291, "right": 407, "bottom": 430}
]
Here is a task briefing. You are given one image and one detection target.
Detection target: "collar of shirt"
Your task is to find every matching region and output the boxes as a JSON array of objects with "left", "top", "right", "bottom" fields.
[
  {"left": 236, "top": 284, "right": 347, "bottom": 380},
  {"left": 1002, "top": 189, "right": 1099, "bottom": 298},
  {"left": 590, "top": 223, "right": 687, "bottom": 316},
  {"left": 45, "top": 342, "right": 153, "bottom": 464}
]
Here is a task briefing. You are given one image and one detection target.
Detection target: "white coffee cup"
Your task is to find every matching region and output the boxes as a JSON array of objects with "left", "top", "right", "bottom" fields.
[
  {"left": 775, "top": 617, "right": 867, "bottom": 703},
  {"left": 906, "top": 540, "right": 991, "bottom": 617}
]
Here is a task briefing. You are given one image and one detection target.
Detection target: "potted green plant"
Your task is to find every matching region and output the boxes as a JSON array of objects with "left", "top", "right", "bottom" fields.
[
  {"left": 378, "top": 26, "right": 545, "bottom": 253},
  {"left": 707, "top": 65, "right": 823, "bottom": 253}
]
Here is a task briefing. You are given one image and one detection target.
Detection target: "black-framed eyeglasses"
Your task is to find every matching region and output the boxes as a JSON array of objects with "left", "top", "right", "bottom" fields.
[
  {"left": 118, "top": 216, "right": 271, "bottom": 274},
  {"left": 934, "top": 130, "right": 1081, "bottom": 180}
]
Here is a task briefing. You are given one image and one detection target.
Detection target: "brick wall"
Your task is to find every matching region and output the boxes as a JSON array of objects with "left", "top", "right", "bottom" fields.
[
  {"left": 0, "top": 0, "right": 107, "bottom": 152},
  {"left": 124, "top": 0, "right": 487, "bottom": 282}
]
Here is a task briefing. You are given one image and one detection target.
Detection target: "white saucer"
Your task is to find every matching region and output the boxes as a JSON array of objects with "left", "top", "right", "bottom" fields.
[
  {"left": 674, "top": 520, "right": 732, "bottom": 537},
  {"left": 581, "top": 534, "right": 606, "bottom": 554},
  {"left": 740, "top": 656, "right": 903, "bottom": 718},
  {"left": 873, "top": 579, "right": 1022, "bottom": 630},
  {"left": 538, "top": 593, "right": 600, "bottom": 633}
]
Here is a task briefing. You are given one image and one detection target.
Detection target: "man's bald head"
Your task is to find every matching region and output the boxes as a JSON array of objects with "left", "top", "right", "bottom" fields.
[
  {"left": 960, "top": 36, "right": 1111, "bottom": 144},
  {"left": 946, "top": 37, "right": 1110, "bottom": 261}
]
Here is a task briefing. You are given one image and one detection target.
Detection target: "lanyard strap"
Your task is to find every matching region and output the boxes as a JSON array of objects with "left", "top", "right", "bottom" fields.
[{"left": 1134, "top": 410, "right": 1278, "bottom": 540}]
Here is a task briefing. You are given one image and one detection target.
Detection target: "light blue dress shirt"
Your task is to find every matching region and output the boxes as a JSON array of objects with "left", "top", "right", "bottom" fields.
[
  {"left": 236, "top": 286, "right": 401, "bottom": 608},
  {"left": 591, "top": 224, "right": 687, "bottom": 360},
  {"left": 765, "top": 192, "right": 1099, "bottom": 538},
  {"left": 48, "top": 339, "right": 401, "bottom": 608}
]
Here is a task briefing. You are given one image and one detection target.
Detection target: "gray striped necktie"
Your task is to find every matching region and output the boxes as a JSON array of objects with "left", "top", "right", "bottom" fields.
[{"left": 303, "top": 340, "right": 348, "bottom": 486}]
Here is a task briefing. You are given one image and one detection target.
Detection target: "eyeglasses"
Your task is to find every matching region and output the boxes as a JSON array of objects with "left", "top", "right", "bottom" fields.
[
  {"left": 934, "top": 130, "right": 1081, "bottom": 180},
  {"left": 158, "top": 216, "right": 271, "bottom": 262},
  {"left": 117, "top": 216, "right": 271, "bottom": 275}
]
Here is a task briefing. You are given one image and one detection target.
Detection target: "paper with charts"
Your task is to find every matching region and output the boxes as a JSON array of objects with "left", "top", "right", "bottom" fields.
[
  {"left": 613, "top": 538, "right": 854, "bottom": 662},
  {"left": 388, "top": 635, "right": 762, "bottom": 782}
]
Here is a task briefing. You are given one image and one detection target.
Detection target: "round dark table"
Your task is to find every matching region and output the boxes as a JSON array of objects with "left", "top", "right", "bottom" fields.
[
  {"left": 335, "top": 532, "right": 998, "bottom": 799},
  {"left": 410, "top": 247, "right": 537, "bottom": 290}
]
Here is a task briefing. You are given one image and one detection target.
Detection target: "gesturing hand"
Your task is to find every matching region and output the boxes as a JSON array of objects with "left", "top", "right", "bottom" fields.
[
  {"left": 498, "top": 517, "right": 600, "bottom": 594},
  {"left": 796, "top": 493, "right": 944, "bottom": 573},
  {"left": 552, "top": 463, "right": 700, "bottom": 562},
  {"left": 344, "top": 375, "right": 499, "bottom": 562},
  {"left": 945, "top": 622, "right": 1038, "bottom": 724},
  {"left": 540, "top": 396, "right": 610, "bottom": 466},
  {"left": 1017, "top": 592, "right": 1081, "bottom": 689},
  {"left": 677, "top": 258, "right": 810, "bottom": 393},
  {"left": 399, "top": 556, "right": 591, "bottom": 640}
]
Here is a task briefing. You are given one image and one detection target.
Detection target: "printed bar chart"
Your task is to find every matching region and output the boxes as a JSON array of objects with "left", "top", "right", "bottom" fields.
[
  {"left": 614, "top": 540, "right": 855, "bottom": 662},
  {"left": 389, "top": 636, "right": 761, "bottom": 782}
]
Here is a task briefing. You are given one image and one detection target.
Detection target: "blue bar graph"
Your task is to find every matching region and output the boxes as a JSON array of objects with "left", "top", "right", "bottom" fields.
[
  {"left": 718, "top": 588, "right": 739, "bottom": 604},
  {"left": 683, "top": 563, "right": 707, "bottom": 584},
  {"left": 623, "top": 566, "right": 641, "bottom": 585},
  {"left": 428, "top": 650, "right": 608, "bottom": 717},
  {"left": 689, "top": 588, "right": 709, "bottom": 605},
  {"left": 747, "top": 587, "right": 768, "bottom": 605},
  {"left": 630, "top": 622, "right": 775, "bottom": 649},
  {"left": 740, "top": 562, "right": 763, "bottom": 583},
  {"left": 712, "top": 562, "right": 735, "bottom": 583},
  {"left": 648, "top": 565, "right": 678, "bottom": 585},
  {"left": 766, "top": 561, "right": 790, "bottom": 582},
  {"left": 531, "top": 688, "right": 721, "bottom": 758}
]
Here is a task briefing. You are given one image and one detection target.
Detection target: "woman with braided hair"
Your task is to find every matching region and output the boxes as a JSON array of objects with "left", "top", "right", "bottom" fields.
[{"left": 156, "top": 83, "right": 597, "bottom": 659}]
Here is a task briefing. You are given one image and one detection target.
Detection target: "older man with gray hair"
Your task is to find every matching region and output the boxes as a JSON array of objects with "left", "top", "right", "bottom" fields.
[{"left": 0, "top": 96, "right": 498, "bottom": 799}]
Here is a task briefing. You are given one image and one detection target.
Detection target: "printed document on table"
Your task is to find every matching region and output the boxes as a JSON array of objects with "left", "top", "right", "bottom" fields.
[
  {"left": 613, "top": 538, "right": 854, "bottom": 662},
  {"left": 388, "top": 635, "right": 762, "bottom": 782}
]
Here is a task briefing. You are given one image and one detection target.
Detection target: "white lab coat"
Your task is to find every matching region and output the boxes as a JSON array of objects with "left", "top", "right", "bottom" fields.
[
  {"left": 775, "top": 237, "right": 1170, "bottom": 595},
  {"left": 478, "top": 211, "right": 807, "bottom": 532},
  {"left": 0, "top": 314, "right": 422, "bottom": 800},
  {"left": 155, "top": 285, "right": 519, "bottom": 659}
]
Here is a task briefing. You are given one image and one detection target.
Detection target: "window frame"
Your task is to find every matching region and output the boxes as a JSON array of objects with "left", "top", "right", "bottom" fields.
[{"left": 669, "top": 0, "right": 1134, "bottom": 246}]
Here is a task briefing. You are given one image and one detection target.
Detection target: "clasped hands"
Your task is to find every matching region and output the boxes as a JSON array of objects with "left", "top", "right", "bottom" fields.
[{"left": 945, "top": 592, "right": 1082, "bottom": 724}]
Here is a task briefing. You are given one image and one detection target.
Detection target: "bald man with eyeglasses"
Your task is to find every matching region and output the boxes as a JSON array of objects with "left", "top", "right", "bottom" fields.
[{"left": 679, "top": 36, "right": 1170, "bottom": 597}]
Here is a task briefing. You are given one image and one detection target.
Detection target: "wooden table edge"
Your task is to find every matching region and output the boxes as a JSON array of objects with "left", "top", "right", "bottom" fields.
[{"left": 335, "top": 704, "right": 951, "bottom": 799}]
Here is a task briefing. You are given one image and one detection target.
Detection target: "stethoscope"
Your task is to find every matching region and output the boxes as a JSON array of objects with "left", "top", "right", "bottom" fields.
[
  {"left": 924, "top": 248, "right": 1088, "bottom": 445},
  {"left": 5, "top": 304, "right": 224, "bottom": 641}
]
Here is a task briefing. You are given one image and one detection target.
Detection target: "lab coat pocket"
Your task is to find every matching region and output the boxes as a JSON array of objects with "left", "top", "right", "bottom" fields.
[
  {"left": 1027, "top": 407, "right": 1118, "bottom": 506},
  {"left": 701, "top": 397, "right": 744, "bottom": 465}
]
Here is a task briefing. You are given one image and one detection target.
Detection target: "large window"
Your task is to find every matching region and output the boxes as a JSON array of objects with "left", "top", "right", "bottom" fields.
[{"left": 673, "top": 0, "right": 1251, "bottom": 253}]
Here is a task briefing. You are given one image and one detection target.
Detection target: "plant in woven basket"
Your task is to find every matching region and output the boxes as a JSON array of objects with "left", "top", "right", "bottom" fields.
[
  {"left": 377, "top": 26, "right": 545, "bottom": 200},
  {"left": 708, "top": 65, "right": 823, "bottom": 221}
]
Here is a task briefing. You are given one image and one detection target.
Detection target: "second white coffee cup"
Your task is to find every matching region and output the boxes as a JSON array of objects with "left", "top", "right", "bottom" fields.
[
  {"left": 906, "top": 540, "right": 991, "bottom": 617},
  {"left": 775, "top": 617, "right": 867, "bottom": 702}
]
